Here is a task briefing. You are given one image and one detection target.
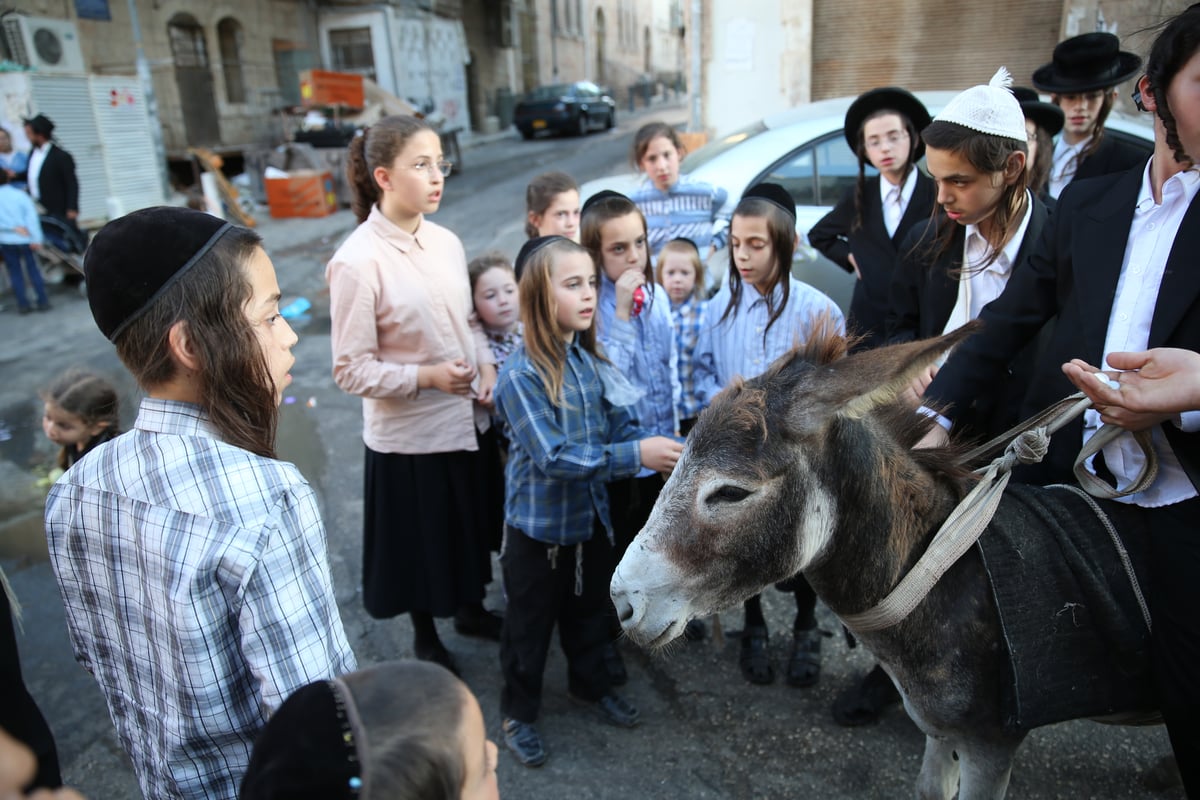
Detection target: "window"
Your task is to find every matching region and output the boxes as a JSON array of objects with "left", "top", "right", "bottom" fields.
[
  {"left": 217, "top": 18, "right": 245, "bottom": 104},
  {"left": 328, "top": 27, "right": 376, "bottom": 81},
  {"left": 760, "top": 133, "right": 865, "bottom": 208},
  {"left": 168, "top": 14, "right": 208, "bottom": 69}
]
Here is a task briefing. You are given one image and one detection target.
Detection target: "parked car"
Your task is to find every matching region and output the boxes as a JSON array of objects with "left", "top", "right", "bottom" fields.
[
  {"left": 514, "top": 81, "right": 617, "bottom": 139},
  {"left": 580, "top": 91, "right": 1154, "bottom": 312}
]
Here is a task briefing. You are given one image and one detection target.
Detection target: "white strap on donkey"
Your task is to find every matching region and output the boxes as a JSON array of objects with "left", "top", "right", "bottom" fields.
[{"left": 840, "top": 392, "right": 1158, "bottom": 633}]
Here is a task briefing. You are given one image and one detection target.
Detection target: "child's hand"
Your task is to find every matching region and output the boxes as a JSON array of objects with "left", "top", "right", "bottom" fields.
[
  {"left": 848, "top": 252, "right": 861, "bottom": 280},
  {"left": 29, "top": 243, "right": 40, "bottom": 252},
  {"left": 420, "top": 359, "right": 477, "bottom": 396},
  {"left": 614, "top": 269, "right": 646, "bottom": 322},
  {"left": 639, "top": 436, "right": 684, "bottom": 473},
  {"left": 474, "top": 363, "right": 497, "bottom": 407},
  {"left": 14, "top": 226, "right": 29, "bottom": 236}
]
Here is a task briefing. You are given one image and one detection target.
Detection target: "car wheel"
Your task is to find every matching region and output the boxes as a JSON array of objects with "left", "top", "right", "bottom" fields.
[
  {"left": 520, "top": 127, "right": 534, "bottom": 140},
  {"left": 605, "top": 109, "right": 616, "bottom": 129},
  {"left": 576, "top": 114, "right": 589, "bottom": 137}
]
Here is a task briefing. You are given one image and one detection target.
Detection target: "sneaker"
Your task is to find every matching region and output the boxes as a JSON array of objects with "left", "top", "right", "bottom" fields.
[
  {"left": 571, "top": 692, "right": 641, "bottom": 728},
  {"left": 17, "top": 306, "right": 31, "bottom": 315},
  {"left": 35, "top": 302, "right": 51, "bottom": 312},
  {"left": 502, "top": 718, "right": 547, "bottom": 767}
]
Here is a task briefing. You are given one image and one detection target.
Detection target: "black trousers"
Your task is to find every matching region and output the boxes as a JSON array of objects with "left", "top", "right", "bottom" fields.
[
  {"left": 1143, "top": 498, "right": 1200, "bottom": 798},
  {"left": 1, "top": 586, "right": 61, "bottom": 789},
  {"left": 607, "top": 474, "right": 665, "bottom": 561},
  {"left": 499, "top": 522, "right": 615, "bottom": 723}
]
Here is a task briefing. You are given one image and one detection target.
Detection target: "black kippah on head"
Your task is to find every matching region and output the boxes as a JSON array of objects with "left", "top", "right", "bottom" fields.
[
  {"left": 514, "top": 234, "right": 567, "bottom": 281},
  {"left": 581, "top": 189, "right": 630, "bottom": 216},
  {"left": 741, "top": 182, "right": 796, "bottom": 221},
  {"left": 84, "top": 206, "right": 234, "bottom": 342}
]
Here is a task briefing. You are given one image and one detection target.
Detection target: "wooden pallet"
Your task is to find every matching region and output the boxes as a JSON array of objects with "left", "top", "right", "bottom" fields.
[{"left": 188, "top": 147, "right": 256, "bottom": 227}]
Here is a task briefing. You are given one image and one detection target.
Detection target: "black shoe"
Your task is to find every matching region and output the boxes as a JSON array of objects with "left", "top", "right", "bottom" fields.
[
  {"left": 571, "top": 692, "right": 640, "bottom": 728},
  {"left": 832, "top": 664, "right": 901, "bottom": 726},
  {"left": 502, "top": 718, "right": 547, "bottom": 767},
  {"left": 17, "top": 306, "right": 31, "bottom": 315},
  {"left": 414, "top": 642, "right": 461, "bottom": 677},
  {"left": 683, "top": 619, "right": 706, "bottom": 641},
  {"left": 454, "top": 607, "right": 504, "bottom": 641},
  {"left": 35, "top": 302, "right": 51, "bottom": 312},
  {"left": 786, "top": 626, "right": 823, "bottom": 688},
  {"left": 738, "top": 625, "right": 774, "bottom": 685},
  {"left": 602, "top": 642, "right": 628, "bottom": 686}
]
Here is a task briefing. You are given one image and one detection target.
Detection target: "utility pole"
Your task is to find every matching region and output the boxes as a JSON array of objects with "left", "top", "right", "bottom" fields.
[
  {"left": 689, "top": 0, "right": 701, "bottom": 132},
  {"left": 126, "top": 0, "right": 171, "bottom": 200}
]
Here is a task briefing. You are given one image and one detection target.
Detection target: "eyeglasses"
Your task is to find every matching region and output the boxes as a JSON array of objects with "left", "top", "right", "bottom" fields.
[
  {"left": 410, "top": 160, "right": 453, "bottom": 178},
  {"left": 865, "top": 131, "right": 909, "bottom": 150}
]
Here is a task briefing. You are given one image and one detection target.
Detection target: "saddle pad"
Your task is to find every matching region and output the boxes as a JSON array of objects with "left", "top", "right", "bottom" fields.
[{"left": 976, "top": 482, "right": 1156, "bottom": 731}]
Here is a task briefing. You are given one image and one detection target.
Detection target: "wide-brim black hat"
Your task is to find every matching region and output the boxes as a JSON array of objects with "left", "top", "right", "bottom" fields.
[
  {"left": 1011, "top": 86, "right": 1065, "bottom": 137},
  {"left": 22, "top": 113, "right": 53, "bottom": 137},
  {"left": 843, "top": 87, "right": 932, "bottom": 161},
  {"left": 1032, "top": 32, "right": 1142, "bottom": 93}
]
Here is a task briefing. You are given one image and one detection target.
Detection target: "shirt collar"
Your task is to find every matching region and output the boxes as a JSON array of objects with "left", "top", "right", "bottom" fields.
[
  {"left": 1135, "top": 158, "right": 1200, "bottom": 213},
  {"left": 962, "top": 189, "right": 1034, "bottom": 275},
  {"left": 879, "top": 166, "right": 918, "bottom": 206},
  {"left": 738, "top": 277, "right": 787, "bottom": 310},
  {"left": 135, "top": 397, "right": 220, "bottom": 440},
  {"left": 1053, "top": 135, "right": 1090, "bottom": 159},
  {"left": 367, "top": 204, "right": 424, "bottom": 253}
]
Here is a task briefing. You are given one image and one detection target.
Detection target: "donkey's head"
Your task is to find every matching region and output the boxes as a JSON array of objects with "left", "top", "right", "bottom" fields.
[{"left": 611, "top": 323, "right": 977, "bottom": 649}]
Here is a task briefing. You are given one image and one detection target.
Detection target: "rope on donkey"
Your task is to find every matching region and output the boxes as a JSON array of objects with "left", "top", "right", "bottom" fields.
[{"left": 839, "top": 392, "right": 1158, "bottom": 634}]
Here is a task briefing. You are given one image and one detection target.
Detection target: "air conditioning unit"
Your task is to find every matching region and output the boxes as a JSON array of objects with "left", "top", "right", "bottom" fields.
[{"left": 3, "top": 16, "right": 86, "bottom": 74}]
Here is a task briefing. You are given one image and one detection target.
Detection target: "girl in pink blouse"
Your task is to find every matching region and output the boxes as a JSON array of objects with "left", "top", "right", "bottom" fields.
[{"left": 327, "top": 115, "right": 502, "bottom": 674}]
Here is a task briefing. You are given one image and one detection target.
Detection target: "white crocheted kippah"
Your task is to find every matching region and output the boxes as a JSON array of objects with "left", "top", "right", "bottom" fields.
[{"left": 933, "top": 67, "right": 1028, "bottom": 142}]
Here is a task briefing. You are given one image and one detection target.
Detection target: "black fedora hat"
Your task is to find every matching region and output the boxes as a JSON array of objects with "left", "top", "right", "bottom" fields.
[
  {"left": 22, "top": 113, "right": 54, "bottom": 137},
  {"left": 1032, "top": 32, "right": 1142, "bottom": 94},
  {"left": 1011, "top": 87, "right": 1065, "bottom": 137},
  {"left": 843, "top": 87, "right": 932, "bottom": 161}
]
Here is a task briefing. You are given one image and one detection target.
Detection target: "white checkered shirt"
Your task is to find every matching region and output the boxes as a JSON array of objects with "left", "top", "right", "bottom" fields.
[{"left": 45, "top": 398, "right": 357, "bottom": 800}]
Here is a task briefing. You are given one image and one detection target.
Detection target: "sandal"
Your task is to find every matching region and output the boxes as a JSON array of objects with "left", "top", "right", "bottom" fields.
[
  {"left": 786, "top": 626, "right": 823, "bottom": 688},
  {"left": 738, "top": 625, "right": 774, "bottom": 685},
  {"left": 832, "top": 664, "right": 901, "bottom": 726}
]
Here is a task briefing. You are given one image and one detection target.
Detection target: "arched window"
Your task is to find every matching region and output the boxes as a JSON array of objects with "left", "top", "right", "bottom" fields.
[
  {"left": 217, "top": 17, "right": 246, "bottom": 104},
  {"left": 168, "top": 13, "right": 208, "bottom": 69}
]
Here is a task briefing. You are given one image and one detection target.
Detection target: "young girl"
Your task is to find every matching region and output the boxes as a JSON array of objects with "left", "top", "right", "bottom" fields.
[
  {"left": 327, "top": 115, "right": 501, "bottom": 675},
  {"left": 40, "top": 369, "right": 120, "bottom": 470},
  {"left": 524, "top": 171, "right": 580, "bottom": 243},
  {"left": 469, "top": 252, "right": 522, "bottom": 370},
  {"left": 656, "top": 237, "right": 707, "bottom": 436},
  {"left": 494, "top": 235, "right": 682, "bottom": 768},
  {"left": 628, "top": 122, "right": 727, "bottom": 264},
  {"left": 807, "top": 87, "right": 935, "bottom": 350},
  {"left": 241, "top": 660, "right": 499, "bottom": 800},
  {"left": 45, "top": 206, "right": 355, "bottom": 800},
  {"left": 581, "top": 190, "right": 681, "bottom": 670},
  {"left": 693, "top": 182, "right": 844, "bottom": 689}
]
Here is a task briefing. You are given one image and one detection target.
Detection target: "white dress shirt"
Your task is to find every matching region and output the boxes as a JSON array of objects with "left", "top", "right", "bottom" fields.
[
  {"left": 26, "top": 142, "right": 49, "bottom": 201},
  {"left": 1049, "top": 136, "right": 1089, "bottom": 199},
  {"left": 942, "top": 190, "right": 1034, "bottom": 335},
  {"left": 880, "top": 167, "right": 918, "bottom": 238},
  {"left": 1083, "top": 162, "right": 1200, "bottom": 507}
]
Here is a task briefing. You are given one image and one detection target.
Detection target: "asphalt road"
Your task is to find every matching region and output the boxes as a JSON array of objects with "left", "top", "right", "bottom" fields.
[{"left": 0, "top": 100, "right": 1185, "bottom": 799}]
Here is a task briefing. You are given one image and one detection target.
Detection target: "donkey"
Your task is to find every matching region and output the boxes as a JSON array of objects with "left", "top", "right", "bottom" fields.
[{"left": 610, "top": 326, "right": 1155, "bottom": 800}]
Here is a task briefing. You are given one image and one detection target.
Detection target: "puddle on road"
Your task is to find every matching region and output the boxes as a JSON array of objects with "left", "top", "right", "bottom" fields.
[{"left": 0, "top": 397, "right": 327, "bottom": 564}]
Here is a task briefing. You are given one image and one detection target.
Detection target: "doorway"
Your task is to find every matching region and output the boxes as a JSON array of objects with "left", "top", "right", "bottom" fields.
[{"left": 168, "top": 13, "right": 220, "bottom": 147}]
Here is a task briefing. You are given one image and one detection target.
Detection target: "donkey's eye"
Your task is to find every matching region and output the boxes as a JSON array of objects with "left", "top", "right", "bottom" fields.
[{"left": 707, "top": 485, "right": 751, "bottom": 504}]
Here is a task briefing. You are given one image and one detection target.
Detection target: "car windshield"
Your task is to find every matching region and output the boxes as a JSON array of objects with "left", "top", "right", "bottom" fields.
[
  {"left": 680, "top": 120, "right": 769, "bottom": 173},
  {"left": 526, "top": 84, "right": 572, "bottom": 101}
]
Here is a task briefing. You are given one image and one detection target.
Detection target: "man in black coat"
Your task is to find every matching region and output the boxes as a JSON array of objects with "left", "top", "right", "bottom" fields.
[
  {"left": 1034, "top": 32, "right": 1151, "bottom": 198},
  {"left": 21, "top": 113, "right": 79, "bottom": 230},
  {"left": 925, "top": 7, "right": 1200, "bottom": 792}
]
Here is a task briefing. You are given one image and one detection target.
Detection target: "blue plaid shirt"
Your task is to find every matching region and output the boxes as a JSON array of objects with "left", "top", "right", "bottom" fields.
[
  {"left": 45, "top": 398, "right": 356, "bottom": 800},
  {"left": 629, "top": 174, "right": 729, "bottom": 260},
  {"left": 496, "top": 339, "right": 646, "bottom": 545},
  {"left": 670, "top": 295, "right": 708, "bottom": 420}
]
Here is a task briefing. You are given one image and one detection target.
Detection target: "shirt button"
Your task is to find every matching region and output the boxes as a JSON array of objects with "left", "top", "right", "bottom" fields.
[
  {"left": 1119, "top": 313, "right": 1129, "bottom": 321},
  {"left": 756, "top": 327, "right": 763, "bottom": 333},
  {"left": 1147, "top": 223, "right": 1156, "bottom": 230}
]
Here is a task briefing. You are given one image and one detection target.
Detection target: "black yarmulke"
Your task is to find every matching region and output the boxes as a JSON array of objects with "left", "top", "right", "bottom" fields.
[
  {"left": 84, "top": 206, "right": 233, "bottom": 342},
  {"left": 581, "top": 189, "right": 630, "bottom": 216},
  {"left": 741, "top": 182, "right": 796, "bottom": 220},
  {"left": 514, "top": 234, "right": 567, "bottom": 280},
  {"left": 1011, "top": 86, "right": 1065, "bottom": 138}
]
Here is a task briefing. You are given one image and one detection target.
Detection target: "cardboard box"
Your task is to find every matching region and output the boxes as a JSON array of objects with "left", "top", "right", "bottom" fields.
[
  {"left": 299, "top": 70, "right": 365, "bottom": 109},
  {"left": 265, "top": 170, "right": 338, "bottom": 218}
]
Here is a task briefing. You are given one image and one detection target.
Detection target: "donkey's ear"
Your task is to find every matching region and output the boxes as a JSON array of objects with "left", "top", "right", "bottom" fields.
[{"left": 831, "top": 321, "right": 981, "bottom": 420}]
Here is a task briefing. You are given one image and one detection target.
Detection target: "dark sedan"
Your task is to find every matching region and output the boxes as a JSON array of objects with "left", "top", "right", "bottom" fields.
[{"left": 513, "top": 81, "right": 617, "bottom": 139}]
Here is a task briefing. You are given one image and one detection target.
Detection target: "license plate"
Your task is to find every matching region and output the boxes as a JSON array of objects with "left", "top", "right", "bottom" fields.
[{"left": 532, "top": 119, "right": 547, "bottom": 129}]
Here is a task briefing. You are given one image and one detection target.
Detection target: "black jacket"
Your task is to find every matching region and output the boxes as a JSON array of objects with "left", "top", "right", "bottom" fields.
[
  {"left": 926, "top": 164, "right": 1200, "bottom": 489},
  {"left": 808, "top": 171, "right": 936, "bottom": 349},
  {"left": 1069, "top": 131, "right": 1151, "bottom": 187},
  {"left": 21, "top": 143, "right": 78, "bottom": 222}
]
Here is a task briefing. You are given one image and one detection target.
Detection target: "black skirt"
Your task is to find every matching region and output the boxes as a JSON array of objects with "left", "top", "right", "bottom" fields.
[{"left": 362, "top": 440, "right": 499, "bottom": 619}]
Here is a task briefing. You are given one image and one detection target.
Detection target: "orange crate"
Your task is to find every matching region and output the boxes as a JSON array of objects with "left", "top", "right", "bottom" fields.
[
  {"left": 299, "top": 69, "right": 364, "bottom": 109},
  {"left": 265, "top": 170, "right": 338, "bottom": 218}
]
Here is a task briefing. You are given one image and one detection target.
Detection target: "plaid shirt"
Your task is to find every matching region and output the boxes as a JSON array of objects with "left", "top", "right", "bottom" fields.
[
  {"left": 45, "top": 399, "right": 357, "bottom": 800},
  {"left": 496, "top": 339, "right": 645, "bottom": 545},
  {"left": 670, "top": 295, "right": 708, "bottom": 420},
  {"left": 629, "top": 174, "right": 729, "bottom": 260}
]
